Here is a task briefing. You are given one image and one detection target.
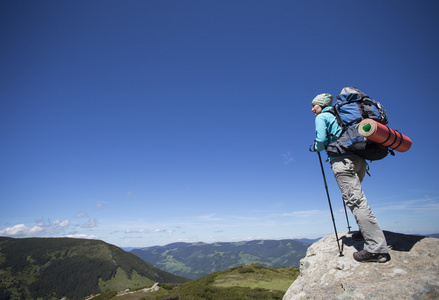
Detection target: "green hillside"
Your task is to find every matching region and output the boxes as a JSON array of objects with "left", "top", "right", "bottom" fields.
[
  {"left": 0, "top": 237, "right": 189, "bottom": 300},
  {"left": 131, "top": 239, "right": 309, "bottom": 279},
  {"left": 91, "top": 263, "right": 300, "bottom": 300}
]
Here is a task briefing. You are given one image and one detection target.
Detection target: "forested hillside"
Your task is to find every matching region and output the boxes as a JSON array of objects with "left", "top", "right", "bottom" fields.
[{"left": 0, "top": 237, "right": 188, "bottom": 300}]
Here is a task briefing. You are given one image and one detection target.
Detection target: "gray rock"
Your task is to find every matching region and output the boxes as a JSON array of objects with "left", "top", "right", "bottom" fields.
[{"left": 283, "top": 231, "right": 439, "bottom": 299}]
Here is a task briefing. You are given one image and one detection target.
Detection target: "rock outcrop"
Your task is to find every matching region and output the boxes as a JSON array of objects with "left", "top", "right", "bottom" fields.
[{"left": 283, "top": 231, "right": 439, "bottom": 299}]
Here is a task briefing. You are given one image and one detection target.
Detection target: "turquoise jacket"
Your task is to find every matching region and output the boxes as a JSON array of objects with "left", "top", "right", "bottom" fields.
[{"left": 314, "top": 106, "right": 342, "bottom": 153}]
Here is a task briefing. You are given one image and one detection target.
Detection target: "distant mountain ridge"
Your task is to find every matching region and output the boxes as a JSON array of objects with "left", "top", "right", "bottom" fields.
[
  {"left": 131, "top": 239, "right": 310, "bottom": 279},
  {"left": 0, "top": 237, "right": 188, "bottom": 300}
]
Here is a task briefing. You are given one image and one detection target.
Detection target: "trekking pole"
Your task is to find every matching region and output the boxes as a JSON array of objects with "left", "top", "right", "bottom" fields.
[
  {"left": 342, "top": 199, "right": 352, "bottom": 233},
  {"left": 316, "top": 151, "right": 343, "bottom": 257}
]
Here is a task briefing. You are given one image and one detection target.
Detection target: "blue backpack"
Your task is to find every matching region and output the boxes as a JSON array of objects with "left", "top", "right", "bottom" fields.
[{"left": 326, "top": 87, "right": 391, "bottom": 161}]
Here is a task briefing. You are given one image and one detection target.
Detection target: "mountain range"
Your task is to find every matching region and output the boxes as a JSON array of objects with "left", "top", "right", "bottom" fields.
[
  {"left": 2, "top": 233, "right": 435, "bottom": 299},
  {"left": 130, "top": 239, "right": 311, "bottom": 279}
]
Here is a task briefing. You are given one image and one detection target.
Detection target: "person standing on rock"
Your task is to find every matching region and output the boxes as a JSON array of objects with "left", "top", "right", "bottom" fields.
[{"left": 311, "top": 93, "right": 390, "bottom": 263}]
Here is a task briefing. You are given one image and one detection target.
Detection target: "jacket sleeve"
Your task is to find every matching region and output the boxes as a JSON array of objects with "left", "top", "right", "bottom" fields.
[{"left": 314, "top": 115, "right": 328, "bottom": 151}]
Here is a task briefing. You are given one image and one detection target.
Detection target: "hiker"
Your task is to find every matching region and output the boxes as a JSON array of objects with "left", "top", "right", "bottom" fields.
[{"left": 311, "top": 93, "right": 390, "bottom": 263}]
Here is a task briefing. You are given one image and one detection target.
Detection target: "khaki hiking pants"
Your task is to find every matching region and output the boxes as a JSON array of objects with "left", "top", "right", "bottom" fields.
[{"left": 331, "top": 155, "right": 389, "bottom": 254}]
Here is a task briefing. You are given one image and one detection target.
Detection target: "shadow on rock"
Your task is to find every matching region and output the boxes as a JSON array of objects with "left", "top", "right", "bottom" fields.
[
  {"left": 383, "top": 231, "right": 426, "bottom": 252},
  {"left": 340, "top": 230, "right": 426, "bottom": 252},
  {"left": 340, "top": 234, "right": 364, "bottom": 252}
]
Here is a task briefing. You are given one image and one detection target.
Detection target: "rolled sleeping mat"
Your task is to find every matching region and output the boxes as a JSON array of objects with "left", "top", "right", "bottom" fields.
[{"left": 358, "top": 118, "right": 412, "bottom": 152}]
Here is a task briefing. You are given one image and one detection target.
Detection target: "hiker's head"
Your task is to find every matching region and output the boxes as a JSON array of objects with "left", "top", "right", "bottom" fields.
[{"left": 311, "top": 93, "right": 333, "bottom": 116}]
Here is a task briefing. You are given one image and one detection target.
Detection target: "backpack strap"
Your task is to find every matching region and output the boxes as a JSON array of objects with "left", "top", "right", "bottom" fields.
[
  {"left": 321, "top": 108, "right": 344, "bottom": 139},
  {"left": 325, "top": 107, "right": 345, "bottom": 129}
]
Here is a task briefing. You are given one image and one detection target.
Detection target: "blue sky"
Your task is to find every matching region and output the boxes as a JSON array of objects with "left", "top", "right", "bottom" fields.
[{"left": 1, "top": 0, "right": 438, "bottom": 247}]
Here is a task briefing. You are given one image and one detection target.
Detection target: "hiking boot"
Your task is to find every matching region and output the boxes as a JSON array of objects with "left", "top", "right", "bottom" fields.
[
  {"left": 353, "top": 249, "right": 390, "bottom": 263},
  {"left": 351, "top": 231, "right": 364, "bottom": 241}
]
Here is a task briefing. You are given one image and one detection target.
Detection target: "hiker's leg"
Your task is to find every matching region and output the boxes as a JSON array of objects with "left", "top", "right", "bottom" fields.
[{"left": 331, "top": 156, "right": 388, "bottom": 254}]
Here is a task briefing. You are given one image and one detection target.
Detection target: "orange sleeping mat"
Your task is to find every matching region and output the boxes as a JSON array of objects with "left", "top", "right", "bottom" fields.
[{"left": 358, "top": 119, "right": 412, "bottom": 152}]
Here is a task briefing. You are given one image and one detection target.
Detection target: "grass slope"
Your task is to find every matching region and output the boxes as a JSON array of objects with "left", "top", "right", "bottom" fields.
[
  {"left": 131, "top": 239, "right": 309, "bottom": 279},
  {"left": 91, "top": 263, "right": 300, "bottom": 300},
  {"left": 0, "top": 237, "right": 188, "bottom": 300}
]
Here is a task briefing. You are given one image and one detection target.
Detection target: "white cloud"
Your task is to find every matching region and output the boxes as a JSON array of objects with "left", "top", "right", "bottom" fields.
[
  {"left": 281, "top": 210, "right": 325, "bottom": 218},
  {"left": 282, "top": 151, "right": 294, "bottom": 165},
  {"left": 56, "top": 219, "right": 70, "bottom": 227},
  {"left": 124, "top": 228, "right": 173, "bottom": 235},
  {"left": 125, "top": 228, "right": 148, "bottom": 233},
  {"left": 152, "top": 228, "right": 174, "bottom": 234},
  {"left": 0, "top": 224, "right": 42, "bottom": 236},
  {"left": 231, "top": 215, "right": 260, "bottom": 221},
  {"left": 127, "top": 191, "right": 137, "bottom": 197},
  {"left": 76, "top": 211, "right": 88, "bottom": 218},
  {"left": 375, "top": 197, "right": 439, "bottom": 214},
  {"left": 81, "top": 219, "right": 98, "bottom": 229},
  {"left": 0, "top": 219, "right": 71, "bottom": 237},
  {"left": 198, "top": 214, "right": 223, "bottom": 221},
  {"left": 65, "top": 233, "right": 98, "bottom": 239}
]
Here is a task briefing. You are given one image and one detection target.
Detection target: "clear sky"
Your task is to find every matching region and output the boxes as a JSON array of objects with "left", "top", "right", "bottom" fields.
[{"left": 1, "top": 0, "right": 438, "bottom": 248}]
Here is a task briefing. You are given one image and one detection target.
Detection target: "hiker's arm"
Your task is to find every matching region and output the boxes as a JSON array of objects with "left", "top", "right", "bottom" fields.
[{"left": 314, "top": 116, "right": 328, "bottom": 151}]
